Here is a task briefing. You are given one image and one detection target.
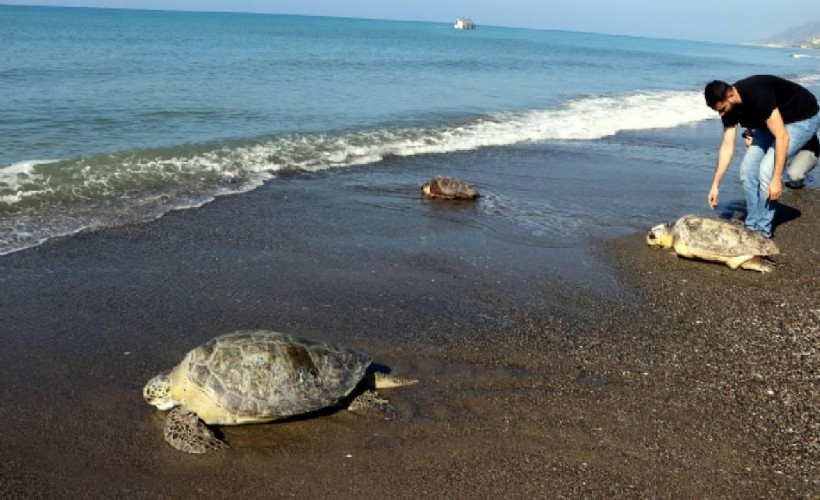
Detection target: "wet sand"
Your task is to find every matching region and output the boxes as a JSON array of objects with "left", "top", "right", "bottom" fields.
[{"left": 0, "top": 136, "right": 818, "bottom": 498}]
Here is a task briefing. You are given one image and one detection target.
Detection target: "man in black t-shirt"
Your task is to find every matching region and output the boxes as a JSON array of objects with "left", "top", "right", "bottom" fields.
[{"left": 704, "top": 75, "right": 820, "bottom": 237}]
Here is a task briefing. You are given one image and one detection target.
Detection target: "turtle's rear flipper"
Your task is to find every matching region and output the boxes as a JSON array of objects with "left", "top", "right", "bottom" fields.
[
  {"left": 736, "top": 255, "right": 773, "bottom": 273},
  {"left": 347, "top": 390, "right": 397, "bottom": 421},
  {"left": 164, "top": 407, "right": 229, "bottom": 453}
]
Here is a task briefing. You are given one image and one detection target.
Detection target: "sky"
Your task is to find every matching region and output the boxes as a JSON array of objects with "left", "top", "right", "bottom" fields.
[{"left": 3, "top": 0, "right": 819, "bottom": 44}]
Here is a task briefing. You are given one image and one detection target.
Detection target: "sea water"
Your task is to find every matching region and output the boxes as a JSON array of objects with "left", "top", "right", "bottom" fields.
[{"left": 2, "top": 5, "right": 819, "bottom": 255}]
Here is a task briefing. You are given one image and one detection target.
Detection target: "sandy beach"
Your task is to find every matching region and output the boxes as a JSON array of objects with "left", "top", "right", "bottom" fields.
[{"left": 0, "top": 126, "right": 818, "bottom": 498}]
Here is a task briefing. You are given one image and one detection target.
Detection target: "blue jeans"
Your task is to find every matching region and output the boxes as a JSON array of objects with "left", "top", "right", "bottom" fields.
[{"left": 741, "top": 111, "right": 820, "bottom": 236}]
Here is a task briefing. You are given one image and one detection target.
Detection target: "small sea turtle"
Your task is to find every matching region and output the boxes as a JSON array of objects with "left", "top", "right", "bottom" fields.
[
  {"left": 143, "top": 330, "right": 418, "bottom": 453},
  {"left": 646, "top": 214, "right": 780, "bottom": 272},
  {"left": 421, "top": 176, "right": 479, "bottom": 199}
]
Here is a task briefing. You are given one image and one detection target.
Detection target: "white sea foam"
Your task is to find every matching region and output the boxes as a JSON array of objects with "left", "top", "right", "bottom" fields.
[
  {"left": 1, "top": 89, "right": 714, "bottom": 213},
  {"left": 247, "top": 89, "right": 714, "bottom": 172},
  {"left": 795, "top": 73, "right": 820, "bottom": 86},
  {"left": 0, "top": 89, "right": 716, "bottom": 255},
  {"left": 0, "top": 160, "right": 54, "bottom": 190},
  {"left": 1, "top": 159, "right": 60, "bottom": 173},
  {"left": 0, "top": 160, "right": 60, "bottom": 205}
]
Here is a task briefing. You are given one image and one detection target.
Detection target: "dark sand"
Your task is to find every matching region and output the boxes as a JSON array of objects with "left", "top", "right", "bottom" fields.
[{"left": 0, "top": 136, "right": 818, "bottom": 498}]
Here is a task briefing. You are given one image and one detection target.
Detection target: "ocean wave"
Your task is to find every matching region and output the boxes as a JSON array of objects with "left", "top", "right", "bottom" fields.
[
  {"left": 0, "top": 88, "right": 714, "bottom": 255},
  {"left": 794, "top": 73, "right": 820, "bottom": 86}
]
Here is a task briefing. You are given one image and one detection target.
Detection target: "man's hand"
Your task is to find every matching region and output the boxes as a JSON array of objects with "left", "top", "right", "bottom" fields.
[
  {"left": 768, "top": 178, "right": 783, "bottom": 201},
  {"left": 708, "top": 185, "right": 719, "bottom": 209},
  {"left": 765, "top": 108, "right": 789, "bottom": 199}
]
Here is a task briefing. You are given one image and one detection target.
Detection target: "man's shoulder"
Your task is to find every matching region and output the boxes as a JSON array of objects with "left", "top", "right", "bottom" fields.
[
  {"left": 734, "top": 74, "right": 782, "bottom": 91},
  {"left": 735, "top": 74, "right": 778, "bottom": 85}
]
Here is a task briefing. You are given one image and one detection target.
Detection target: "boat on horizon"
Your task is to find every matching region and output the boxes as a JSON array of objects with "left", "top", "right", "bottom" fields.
[{"left": 454, "top": 17, "right": 476, "bottom": 30}]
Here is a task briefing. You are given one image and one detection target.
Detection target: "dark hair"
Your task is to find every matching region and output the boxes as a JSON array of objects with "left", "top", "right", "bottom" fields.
[
  {"left": 742, "top": 129, "right": 753, "bottom": 139},
  {"left": 704, "top": 80, "right": 731, "bottom": 108}
]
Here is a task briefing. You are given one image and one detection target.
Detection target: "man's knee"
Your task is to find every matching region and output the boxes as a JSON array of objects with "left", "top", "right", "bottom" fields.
[{"left": 787, "top": 150, "right": 818, "bottom": 181}]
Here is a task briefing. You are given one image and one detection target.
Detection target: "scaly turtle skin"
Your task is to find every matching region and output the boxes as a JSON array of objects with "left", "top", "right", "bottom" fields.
[
  {"left": 421, "top": 176, "right": 479, "bottom": 199},
  {"left": 143, "top": 330, "right": 417, "bottom": 453},
  {"left": 646, "top": 214, "right": 780, "bottom": 272}
]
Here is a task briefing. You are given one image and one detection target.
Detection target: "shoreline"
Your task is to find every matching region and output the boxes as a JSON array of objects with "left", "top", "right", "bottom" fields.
[{"left": 0, "top": 131, "right": 818, "bottom": 497}]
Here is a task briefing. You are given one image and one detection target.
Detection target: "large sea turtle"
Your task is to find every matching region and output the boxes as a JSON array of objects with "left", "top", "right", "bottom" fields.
[
  {"left": 143, "top": 330, "right": 417, "bottom": 453},
  {"left": 646, "top": 214, "right": 780, "bottom": 272},
  {"left": 421, "top": 176, "right": 479, "bottom": 199}
]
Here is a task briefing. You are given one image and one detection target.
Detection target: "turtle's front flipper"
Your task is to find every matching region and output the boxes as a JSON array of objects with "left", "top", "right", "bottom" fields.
[
  {"left": 164, "top": 407, "right": 229, "bottom": 453},
  {"left": 367, "top": 371, "right": 419, "bottom": 389},
  {"left": 347, "top": 390, "right": 398, "bottom": 421}
]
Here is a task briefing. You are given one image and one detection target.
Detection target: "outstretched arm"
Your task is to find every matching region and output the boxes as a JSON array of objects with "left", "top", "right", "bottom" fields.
[
  {"left": 709, "top": 125, "right": 738, "bottom": 209},
  {"left": 765, "top": 107, "right": 789, "bottom": 201}
]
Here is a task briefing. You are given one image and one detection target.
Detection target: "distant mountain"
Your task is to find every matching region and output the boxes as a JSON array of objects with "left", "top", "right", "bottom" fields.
[{"left": 761, "top": 20, "right": 820, "bottom": 49}]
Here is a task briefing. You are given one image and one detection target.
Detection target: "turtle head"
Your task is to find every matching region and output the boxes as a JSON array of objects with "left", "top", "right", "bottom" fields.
[
  {"left": 143, "top": 373, "right": 177, "bottom": 410},
  {"left": 646, "top": 223, "right": 674, "bottom": 248},
  {"left": 421, "top": 183, "right": 432, "bottom": 196}
]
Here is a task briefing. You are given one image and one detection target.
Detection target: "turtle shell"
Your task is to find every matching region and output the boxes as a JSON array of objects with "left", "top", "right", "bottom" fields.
[
  {"left": 185, "top": 330, "right": 371, "bottom": 420},
  {"left": 672, "top": 215, "right": 780, "bottom": 257},
  {"left": 426, "top": 176, "right": 479, "bottom": 199}
]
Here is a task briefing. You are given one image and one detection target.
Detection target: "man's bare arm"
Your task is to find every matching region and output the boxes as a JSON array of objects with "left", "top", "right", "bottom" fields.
[
  {"left": 765, "top": 108, "right": 789, "bottom": 201},
  {"left": 709, "top": 125, "right": 738, "bottom": 209}
]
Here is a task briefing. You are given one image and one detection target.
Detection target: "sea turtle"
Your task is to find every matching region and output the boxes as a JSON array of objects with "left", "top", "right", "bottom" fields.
[
  {"left": 421, "top": 176, "right": 479, "bottom": 199},
  {"left": 646, "top": 214, "right": 780, "bottom": 272},
  {"left": 143, "top": 330, "right": 418, "bottom": 453}
]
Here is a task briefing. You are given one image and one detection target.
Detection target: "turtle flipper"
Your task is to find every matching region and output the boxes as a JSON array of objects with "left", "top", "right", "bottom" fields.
[
  {"left": 164, "top": 407, "right": 229, "bottom": 453},
  {"left": 739, "top": 256, "right": 773, "bottom": 273},
  {"left": 347, "top": 390, "right": 398, "bottom": 421},
  {"left": 366, "top": 371, "right": 419, "bottom": 389}
]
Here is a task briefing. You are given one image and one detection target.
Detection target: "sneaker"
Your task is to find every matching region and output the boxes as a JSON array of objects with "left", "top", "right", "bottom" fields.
[
  {"left": 746, "top": 226, "right": 771, "bottom": 239},
  {"left": 785, "top": 179, "right": 805, "bottom": 189}
]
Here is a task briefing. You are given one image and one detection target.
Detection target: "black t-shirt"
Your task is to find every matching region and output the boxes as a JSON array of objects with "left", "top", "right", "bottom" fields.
[{"left": 721, "top": 75, "right": 819, "bottom": 129}]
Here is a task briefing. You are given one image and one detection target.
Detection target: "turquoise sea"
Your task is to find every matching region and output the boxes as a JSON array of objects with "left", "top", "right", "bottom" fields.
[{"left": 2, "top": 5, "right": 819, "bottom": 255}]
